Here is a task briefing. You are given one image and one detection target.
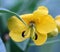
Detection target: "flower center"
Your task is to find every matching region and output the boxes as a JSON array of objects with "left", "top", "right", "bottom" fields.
[
  {"left": 21, "top": 21, "right": 37, "bottom": 40},
  {"left": 29, "top": 22, "right": 38, "bottom": 40},
  {"left": 29, "top": 21, "right": 35, "bottom": 27}
]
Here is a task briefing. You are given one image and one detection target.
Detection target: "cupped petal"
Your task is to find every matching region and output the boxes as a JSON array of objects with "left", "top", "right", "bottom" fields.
[
  {"left": 8, "top": 16, "right": 30, "bottom": 42},
  {"left": 55, "top": 15, "right": 60, "bottom": 32},
  {"left": 32, "top": 32, "right": 47, "bottom": 46},
  {"left": 55, "top": 15, "right": 60, "bottom": 24},
  {"left": 20, "top": 14, "right": 33, "bottom": 25},
  {"left": 36, "top": 15, "right": 57, "bottom": 33},
  {"left": 55, "top": 15, "right": 60, "bottom": 20},
  {"left": 9, "top": 31, "right": 30, "bottom": 42},
  {"left": 48, "top": 28, "right": 58, "bottom": 37},
  {"left": 8, "top": 16, "right": 26, "bottom": 31}
]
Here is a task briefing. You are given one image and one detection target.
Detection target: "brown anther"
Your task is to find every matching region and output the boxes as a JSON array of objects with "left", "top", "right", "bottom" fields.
[{"left": 22, "top": 31, "right": 25, "bottom": 37}]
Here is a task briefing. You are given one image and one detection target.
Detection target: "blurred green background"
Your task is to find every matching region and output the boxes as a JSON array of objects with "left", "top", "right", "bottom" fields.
[{"left": 0, "top": 0, "right": 60, "bottom": 52}]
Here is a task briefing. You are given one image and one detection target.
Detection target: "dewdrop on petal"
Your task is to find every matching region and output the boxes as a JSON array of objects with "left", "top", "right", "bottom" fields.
[{"left": 55, "top": 15, "right": 60, "bottom": 32}]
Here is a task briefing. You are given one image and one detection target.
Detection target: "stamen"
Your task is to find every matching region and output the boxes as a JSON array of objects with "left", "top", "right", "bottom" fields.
[
  {"left": 35, "top": 33, "right": 38, "bottom": 40},
  {"left": 22, "top": 31, "right": 25, "bottom": 37},
  {"left": 22, "top": 28, "right": 30, "bottom": 38},
  {"left": 29, "top": 21, "right": 38, "bottom": 40},
  {"left": 32, "top": 33, "right": 38, "bottom": 40}
]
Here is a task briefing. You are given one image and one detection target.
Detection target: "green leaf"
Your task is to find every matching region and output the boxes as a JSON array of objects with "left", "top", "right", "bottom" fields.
[
  {"left": 15, "top": 39, "right": 30, "bottom": 51},
  {"left": 10, "top": 39, "right": 24, "bottom": 52},
  {"left": 0, "top": 14, "right": 8, "bottom": 35},
  {"left": 0, "top": 8, "right": 26, "bottom": 25}
]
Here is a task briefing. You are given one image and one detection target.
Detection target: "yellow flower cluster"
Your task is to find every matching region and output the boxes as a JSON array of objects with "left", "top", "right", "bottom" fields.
[{"left": 8, "top": 6, "right": 58, "bottom": 46}]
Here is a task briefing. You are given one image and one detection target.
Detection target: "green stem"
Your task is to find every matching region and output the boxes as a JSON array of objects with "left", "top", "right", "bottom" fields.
[
  {"left": 24, "top": 24, "right": 35, "bottom": 52},
  {"left": 5, "top": 40, "right": 10, "bottom": 52}
]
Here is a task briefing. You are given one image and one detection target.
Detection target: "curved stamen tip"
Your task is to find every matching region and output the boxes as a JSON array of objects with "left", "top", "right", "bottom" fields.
[
  {"left": 32, "top": 33, "right": 38, "bottom": 40},
  {"left": 22, "top": 31, "right": 25, "bottom": 37},
  {"left": 35, "top": 33, "right": 38, "bottom": 40}
]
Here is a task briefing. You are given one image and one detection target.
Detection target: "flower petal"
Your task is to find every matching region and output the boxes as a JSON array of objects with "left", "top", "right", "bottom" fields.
[
  {"left": 48, "top": 28, "right": 58, "bottom": 37},
  {"left": 20, "top": 14, "right": 33, "bottom": 25},
  {"left": 55, "top": 15, "right": 60, "bottom": 24},
  {"left": 55, "top": 15, "right": 60, "bottom": 20},
  {"left": 36, "top": 15, "right": 57, "bottom": 33},
  {"left": 55, "top": 15, "right": 60, "bottom": 32},
  {"left": 33, "top": 6, "right": 48, "bottom": 16},
  {"left": 32, "top": 32, "right": 47, "bottom": 46},
  {"left": 37, "top": 6, "right": 48, "bottom": 15},
  {"left": 9, "top": 30, "right": 30, "bottom": 42},
  {"left": 8, "top": 16, "right": 30, "bottom": 42},
  {"left": 8, "top": 16, "right": 26, "bottom": 31}
]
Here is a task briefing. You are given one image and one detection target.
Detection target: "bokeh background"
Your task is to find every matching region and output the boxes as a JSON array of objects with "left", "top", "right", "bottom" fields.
[{"left": 0, "top": 0, "right": 60, "bottom": 52}]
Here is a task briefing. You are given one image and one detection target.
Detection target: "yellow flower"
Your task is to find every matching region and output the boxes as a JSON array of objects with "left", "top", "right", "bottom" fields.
[
  {"left": 55, "top": 15, "right": 60, "bottom": 32},
  {"left": 8, "top": 6, "right": 56, "bottom": 46}
]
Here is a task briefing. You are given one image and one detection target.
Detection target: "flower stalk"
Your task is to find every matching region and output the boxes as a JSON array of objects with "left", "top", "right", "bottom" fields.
[{"left": 24, "top": 23, "right": 35, "bottom": 52}]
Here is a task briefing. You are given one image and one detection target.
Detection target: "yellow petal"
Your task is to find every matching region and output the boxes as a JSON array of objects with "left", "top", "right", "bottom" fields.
[
  {"left": 48, "top": 28, "right": 58, "bottom": 37},
  {"left": 20, "top": 14, "right": 33, "bottom": 25},
  {"left": 55, "top": 15, "right": 60, "bottom": 20},
  {"left": 9, "top": 30, "right": 30, "bottom": 42},
  {"left": 8, "top": 16, "right": 26, "bottom": 31},
  {"left": 55, "top": 15, "right": 60, "bottom": 25},
  {"left": 37, "top": 6, "right": 48, "bottom": 15},
  {"left": 33, "top": 6, "right": 48, "bottom": 16},
  {"left": 32, "top": 32, "right": 47, "bottom": 46},
  {"left": 8, "top": 16, "right": 30, "bottom": 42},
  {"left": 36, "top": 15, "right": 57, "bottom": 33},
  {"left": 55, "top": 15, "right": 60, "bottom": 32}
]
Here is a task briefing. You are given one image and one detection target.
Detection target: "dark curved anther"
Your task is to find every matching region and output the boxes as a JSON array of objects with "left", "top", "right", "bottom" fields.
[
  {"left": 35, "top": 33, "right": 38, "bottom": 40},
  {"left": 22, "top": 31, "right": 25, "bottom": 37}
]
